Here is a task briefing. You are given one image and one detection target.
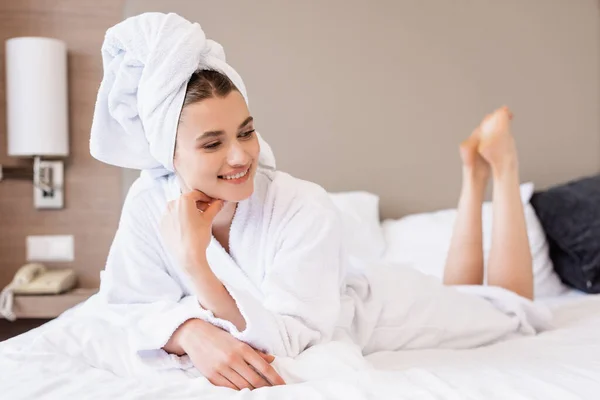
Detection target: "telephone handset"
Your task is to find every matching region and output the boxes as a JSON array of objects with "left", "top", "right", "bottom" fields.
[
  {"left": 12, "top": 263, "right": 47, "bottom": 288},
  {"left": 0, "top": 263, "right": 77, "bottom": 321},
  {"left": 11, "top": 263, "right": 77, "bottom": 295}
]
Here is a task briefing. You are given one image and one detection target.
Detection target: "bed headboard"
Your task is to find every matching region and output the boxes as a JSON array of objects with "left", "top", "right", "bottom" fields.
[{"left": 122, "top": 0, "right": 600, "bottom": 219}]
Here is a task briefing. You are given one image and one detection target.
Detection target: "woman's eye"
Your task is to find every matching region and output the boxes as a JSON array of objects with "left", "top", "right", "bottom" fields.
[
  {"left": 203, "top": 141, "right": 221, "bottom": 150},
  {"left": 239, "top": 129, "right": 255, "bottom": 139}
]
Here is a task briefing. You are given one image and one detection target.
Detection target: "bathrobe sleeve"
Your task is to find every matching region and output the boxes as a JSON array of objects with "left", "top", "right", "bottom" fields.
[
  {"left": 203, "top": 198, "right": 345, "bottom": 358},
  {"left": 96, "top": 192, "right": 217, "bottom": 370}
]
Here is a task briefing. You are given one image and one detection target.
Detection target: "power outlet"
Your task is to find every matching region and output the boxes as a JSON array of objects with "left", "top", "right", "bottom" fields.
[
  {"left": 26, "top": 235, "right": 74, "bottom": 262},
  {"left": 34, "top": 160, "right": 64, "bottom": 209}
]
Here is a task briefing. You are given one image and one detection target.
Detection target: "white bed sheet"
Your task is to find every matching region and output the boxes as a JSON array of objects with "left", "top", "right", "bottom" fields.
[{"left": 1, "top": 292, "right": 599, "bottom": 400}]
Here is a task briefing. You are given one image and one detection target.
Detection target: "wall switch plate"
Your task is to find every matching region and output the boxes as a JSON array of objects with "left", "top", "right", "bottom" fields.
[
  {"left": 26, "top": 235, "right": 74, "bottom": 262},
  {"left": 34, "top": 160, "right": 64, "bottom": 209}
]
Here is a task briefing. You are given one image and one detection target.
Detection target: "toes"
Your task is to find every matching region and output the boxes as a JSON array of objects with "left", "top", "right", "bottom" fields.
[
  {"left": 480, "top": 107, "right": 513, "bottom": 136},
  {"left": 500, "top": 105, "right": 513, "bottom": 120}
]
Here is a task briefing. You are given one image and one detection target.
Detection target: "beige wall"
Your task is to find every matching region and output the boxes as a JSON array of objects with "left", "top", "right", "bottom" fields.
[
  {"left": 0, "top": 0, "right": 125, "bottom": 289},
  {"left": 1, "top": 0, "right": 599, "bottom": 290},
  {"left": 126, "top": 0, "right": 600, "bottom": 219}
]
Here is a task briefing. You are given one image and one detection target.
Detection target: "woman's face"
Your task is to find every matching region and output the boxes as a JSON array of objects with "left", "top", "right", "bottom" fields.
[{"left": 174, "top": 90, "right": 260, "bottom": 202}]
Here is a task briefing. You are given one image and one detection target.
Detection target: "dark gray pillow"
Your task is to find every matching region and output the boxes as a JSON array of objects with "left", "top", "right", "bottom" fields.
[{"left": 530, "top": 174, "right": 600, "bottom": 293}]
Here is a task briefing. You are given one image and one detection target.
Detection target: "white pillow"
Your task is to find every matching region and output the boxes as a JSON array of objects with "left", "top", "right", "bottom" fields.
[
  {"left": 328, "top": 191, "right": 386, "bottom": 261},
  {"left": 381, "top": 183, "right": 568, "bottom": 298}
]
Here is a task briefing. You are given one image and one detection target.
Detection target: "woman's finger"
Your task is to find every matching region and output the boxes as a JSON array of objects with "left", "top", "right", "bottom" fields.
[
  {"left": 207, "top": 373, "right": 238, "bottom": 391},
  {"left": 232, "top": 359, "right": 271, "bottom": 389},
  {"left": 244, "top": 349, "right": 286, "bottom": 386},
  {"left": 195, "top": 201, "right": 211, "bottom": 213},
  {"left": 257, "top": 351, "right": 275, "bottom": 363},
  {"left": 184, "top": 190, "right": 213, "bottom": 203},
  {"left": 177, "top": 192, "right": 211, "bottom": 213},
  {"left": 203, "top": 199, "right": 225, "bottom": 221},
  {"left": 220, "top": 367, "right": 252, "bottom": 391}
]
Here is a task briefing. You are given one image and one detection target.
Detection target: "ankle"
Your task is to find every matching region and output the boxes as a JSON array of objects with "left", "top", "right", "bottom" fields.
[
  {"left": 491, "top": 158, "right": 519, "bottom": 181},
  {"left": 463, "top": 166, "right": 489, "bottom": 186},
  {"left": 461, "top": 173, "right": 487, "bottom": 200}
]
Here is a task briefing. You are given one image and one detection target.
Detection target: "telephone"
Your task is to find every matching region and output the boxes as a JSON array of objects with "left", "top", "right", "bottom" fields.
[
  {"left": 10, "top": 263, "right": 77, "bottom": 295},
  {"left": 0, "top": 264, "right": 77, "bottom": 321}
]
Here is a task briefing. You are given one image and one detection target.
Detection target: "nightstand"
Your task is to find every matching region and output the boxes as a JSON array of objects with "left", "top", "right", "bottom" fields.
[{"left": 0, "top": 288, "right": 97, "bottom": 341}]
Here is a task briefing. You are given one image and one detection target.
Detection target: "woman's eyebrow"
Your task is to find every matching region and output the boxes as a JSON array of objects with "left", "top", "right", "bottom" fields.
[
  {"left": 238, "top": 116, "right": 253, "bottom": 129},
  {"left": 196, "top": 117, "right": 254, "bottom": 141},
  {"left": 196, "top": 130, "right": 225, "bottom": 141}
]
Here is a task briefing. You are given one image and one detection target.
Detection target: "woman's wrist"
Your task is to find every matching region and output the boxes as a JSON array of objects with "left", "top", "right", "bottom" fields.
[
  {"left": 183, "top": 257, "right": 226, "bottom": 319},
  {"left": 164, "top": 318, "right": 195, "bottom": 355},
  {"left": 172, "top": 318, "right": 209, "bottom": 352},
  {"left": 184, "top": 250, "right": 210, "bottom": 275}
]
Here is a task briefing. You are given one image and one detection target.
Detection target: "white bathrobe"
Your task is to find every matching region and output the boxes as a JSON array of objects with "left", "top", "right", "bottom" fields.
[
  {"left": 90, "top": 168, "right": 552, "bottom": 372},
  {"left": 97, "top": 169, "right": 346, "bottom": 365}
]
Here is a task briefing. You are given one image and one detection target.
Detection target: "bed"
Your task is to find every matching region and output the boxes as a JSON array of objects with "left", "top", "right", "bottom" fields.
[
  {"left": 2, "top": 293, "right": 600, "bottom": 399},
  {"left": 3, "top": 0, "right": 600, "bottom": 398}
]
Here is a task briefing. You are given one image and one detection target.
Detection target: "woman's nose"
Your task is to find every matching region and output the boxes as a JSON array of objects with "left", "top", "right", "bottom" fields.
[{"left": 227, "top": 141, "right": 249, "bottom": 166}]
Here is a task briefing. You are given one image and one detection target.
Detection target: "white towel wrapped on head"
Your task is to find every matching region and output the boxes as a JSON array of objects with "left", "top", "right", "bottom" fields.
[{"left": 89, "top": 12, "right": 275, "bottom": 177}]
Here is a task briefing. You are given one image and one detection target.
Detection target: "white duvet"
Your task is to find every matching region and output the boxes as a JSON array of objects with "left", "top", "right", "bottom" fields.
[{"left": 2, "top": 285, "right": 599, "bottom": 399}]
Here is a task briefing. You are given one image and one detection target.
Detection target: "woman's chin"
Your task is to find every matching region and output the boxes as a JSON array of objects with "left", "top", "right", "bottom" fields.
[{"left": 218, "top": 184, "right": 255, "bottom": 203}]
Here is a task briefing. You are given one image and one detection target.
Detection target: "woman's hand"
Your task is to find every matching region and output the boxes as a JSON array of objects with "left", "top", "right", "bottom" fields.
[
  {"left": 164, "top": 319, "right": 286, "bottom": 390},
  {"left": 160, "top": 191, "right": 224, "bottom": 270}
]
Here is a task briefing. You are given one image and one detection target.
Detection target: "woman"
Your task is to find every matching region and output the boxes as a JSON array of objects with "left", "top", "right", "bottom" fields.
[{"left": 90, "top": 13, "right": 543, "bottom": 391}]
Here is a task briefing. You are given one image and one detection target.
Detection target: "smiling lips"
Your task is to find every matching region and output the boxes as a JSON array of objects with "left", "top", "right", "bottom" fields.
[{"left": 218, "top": 165, "right": 251, "bottom": 183}]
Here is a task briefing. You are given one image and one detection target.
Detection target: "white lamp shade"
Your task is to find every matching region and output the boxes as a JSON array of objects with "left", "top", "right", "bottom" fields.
[{"left": 5, "top": 37, "right": 69, "bottom": 157}]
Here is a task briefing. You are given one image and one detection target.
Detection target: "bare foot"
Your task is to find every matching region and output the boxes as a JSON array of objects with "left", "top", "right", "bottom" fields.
[
  {"left": 478, "top": 106, "right": 518, "bottom": 174},
  {"left": 460, "top": 126, "right": 490, "bottom": 183}
]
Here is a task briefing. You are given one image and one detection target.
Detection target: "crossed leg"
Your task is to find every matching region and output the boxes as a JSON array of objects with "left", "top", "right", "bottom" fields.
[{"left": 443, "top": 106, "right": 534, "bottom": 300}]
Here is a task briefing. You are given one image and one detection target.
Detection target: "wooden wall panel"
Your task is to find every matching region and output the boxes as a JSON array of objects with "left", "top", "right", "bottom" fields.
[{"left": 0, "top": 0, "right": 125, "bottom": 289}]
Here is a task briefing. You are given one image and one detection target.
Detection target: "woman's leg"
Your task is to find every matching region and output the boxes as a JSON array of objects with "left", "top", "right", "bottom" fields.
[
  {"left": 443, "top": 126, "right": 490, "bottom": 286},
  {"left": 479, "top": 107, "right": 534, "bottom": 300},
  {"left": 365, "top": 111, "right": 537, "bottom": 354}
]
